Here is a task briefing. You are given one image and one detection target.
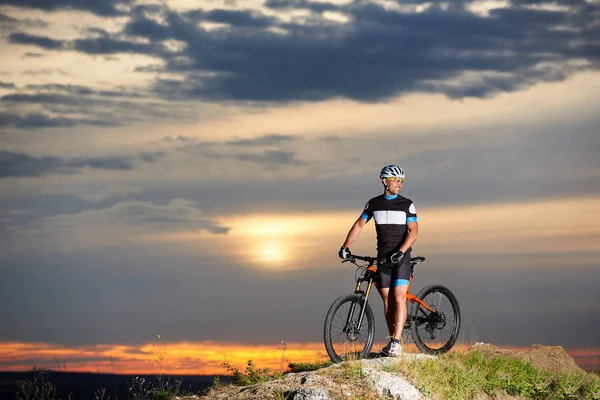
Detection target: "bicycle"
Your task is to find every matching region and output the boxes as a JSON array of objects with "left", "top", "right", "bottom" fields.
[{"left": 323, "top": 254, "right": 461, "bottom": 363}]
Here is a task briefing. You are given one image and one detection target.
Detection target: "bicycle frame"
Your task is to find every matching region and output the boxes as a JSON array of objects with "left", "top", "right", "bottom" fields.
[{"left": 347, "top": 256, "right": 435, "bottom": 334}]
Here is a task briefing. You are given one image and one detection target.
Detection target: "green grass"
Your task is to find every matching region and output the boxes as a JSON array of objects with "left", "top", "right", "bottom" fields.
[
  {"left": 222, "top": 359, "right": 284, "bottom": 386},
  {"left": 392, "top": 351, "right": 600, "bottom": 400},
  {"left": 287, "top": 360, "right": 333, "bottom": 373}
]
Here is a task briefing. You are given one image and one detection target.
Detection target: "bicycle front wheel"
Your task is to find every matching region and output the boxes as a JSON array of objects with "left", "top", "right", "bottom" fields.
[
  {"left": 410, "top": 284, "right": 461, "bottom": 355},
  {"left": 323, "top": 293, "right": 375, "bottom": 363}
]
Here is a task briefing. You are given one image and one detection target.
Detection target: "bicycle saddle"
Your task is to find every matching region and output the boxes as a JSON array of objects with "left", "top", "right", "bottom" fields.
[{"left": 410, "top": 256, "right": 426, "bottom": 264}]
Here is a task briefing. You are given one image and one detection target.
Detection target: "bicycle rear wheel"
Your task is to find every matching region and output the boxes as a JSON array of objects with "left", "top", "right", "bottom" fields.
[
  {"left": 410, "top": 284, "right": 461, "bottom": 355},
  {"left": 323, "top": 293, "right": 375, "bottom": 363}
]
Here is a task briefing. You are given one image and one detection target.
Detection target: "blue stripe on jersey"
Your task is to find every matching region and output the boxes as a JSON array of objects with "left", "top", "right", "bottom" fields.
[
  {"left": 406, "top": 217, "right": 418, "bottom": 223},
  {"left": 393, "top": 279, "right": 410, "bottom": 287},
  {"left": 361, "top": 212, "right": 369, "bottom": 221},
  {"left": 384, "top": 194, "right": 398, "bottom": 200}
]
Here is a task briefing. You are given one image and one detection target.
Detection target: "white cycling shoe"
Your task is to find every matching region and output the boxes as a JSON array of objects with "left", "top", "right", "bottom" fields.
[{"left": 381, "top": 339, "right": 402, "bottom": 357}]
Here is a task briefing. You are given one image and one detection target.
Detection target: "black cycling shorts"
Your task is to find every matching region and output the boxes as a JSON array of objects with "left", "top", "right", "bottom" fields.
[{"left": 376, "top": 251, "right": 411, "bottom": 289}]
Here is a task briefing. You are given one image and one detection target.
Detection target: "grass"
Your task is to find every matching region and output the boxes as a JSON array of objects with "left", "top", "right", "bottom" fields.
[{"left": 391, "top": 350, "right": 600, "bottom": 400}]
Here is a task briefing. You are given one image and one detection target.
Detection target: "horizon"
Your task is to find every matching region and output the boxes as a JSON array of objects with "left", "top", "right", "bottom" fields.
[
  {"left": 1, "top": 340, "right": 599, "bottom": 375},
  {"left": 1, "top": 0, "right": 599, "bottom": 377}
]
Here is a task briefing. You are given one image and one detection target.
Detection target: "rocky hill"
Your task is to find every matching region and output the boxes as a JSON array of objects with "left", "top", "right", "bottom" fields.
[{"left": 195, "top": 343, "right": 600, "bottom": 400}]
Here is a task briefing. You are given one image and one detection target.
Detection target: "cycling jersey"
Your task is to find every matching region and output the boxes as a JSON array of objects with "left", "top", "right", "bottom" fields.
[{"left": 361, "top": 194, "right": 418, "bottom": 257}]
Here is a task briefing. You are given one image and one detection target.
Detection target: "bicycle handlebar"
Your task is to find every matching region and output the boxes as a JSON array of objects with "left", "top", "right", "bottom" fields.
[
  {"left": 342, "top": 254, "right": 427, "bottom": 265},
  {"left": 342, "top": 254, "right": 378, "bottom": 264}
]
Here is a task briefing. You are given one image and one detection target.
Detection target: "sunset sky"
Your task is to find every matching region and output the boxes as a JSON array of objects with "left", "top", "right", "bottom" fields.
[{"left": 1, "top": 0, "right": 599, "bottom": 375}]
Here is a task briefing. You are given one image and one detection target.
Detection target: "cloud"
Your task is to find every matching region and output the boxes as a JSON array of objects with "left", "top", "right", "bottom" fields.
[
  {"left": 0, "top": 0, "right": 132, "bottom": 17},
  {"left": 0, "top": 83, "right": 200, "bottom": 129},
  {"left": 188, "top": 9, "right": 275, "bottom": 28},
  {"left": 0, "top": 12, "right": 48, "bottom": 30},
  {"left": 22, "top": 52, "right": 44, "bottom": 58},
  {"left": 0, "top": 111, "right": 120, "bottom": 129},
  {"left": 235, "top": 149, "right": 304, "bottom": 166},
  {"left": 0, "top": 82, "right": 15, "bottom": 89},
  {"left": 5, "top": 1, "right": 598, "bottom": 104},
  {"left": 0, "top": 150, "right": 165, "bottom": 178},
  {"left": 17, "top": 198, "right": 230, "bottom": 245},
  {"left": 264, "top": 0, "right": 341, "bottom": 13},
  {"left": 8, "top": 32, "right": 64, "bottom": 50},
  {"left": 73, "top": 37, "right": 163, "bottom": 55},
  {"left": 227, "top": 134, "right": 295, "bottom": 147},
  {"left": 141, "top": 1, "right": 600, "bottom": 102}
]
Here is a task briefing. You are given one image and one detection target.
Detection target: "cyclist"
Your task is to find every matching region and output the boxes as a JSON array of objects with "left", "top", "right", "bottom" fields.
[{"left": 338, "top": 164, "right": 418, "bottom": 357}]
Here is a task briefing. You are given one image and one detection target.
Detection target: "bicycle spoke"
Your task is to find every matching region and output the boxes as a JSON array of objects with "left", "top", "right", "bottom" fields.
[
  {"left": 410, "top": 285, "right": 460, "bottom": 354},
  {"left": 324, "top": 294, "right": 375, "bottom": 362}
]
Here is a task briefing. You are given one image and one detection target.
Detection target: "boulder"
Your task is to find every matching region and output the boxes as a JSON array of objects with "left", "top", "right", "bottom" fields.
[{"left": 465, "top": 343, "right": 585, "bottom": 375}]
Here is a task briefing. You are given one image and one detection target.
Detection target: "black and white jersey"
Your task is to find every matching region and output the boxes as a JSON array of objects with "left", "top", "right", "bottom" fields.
[{"left": 360, "top": 194, "right": 418, "bottom": 257}]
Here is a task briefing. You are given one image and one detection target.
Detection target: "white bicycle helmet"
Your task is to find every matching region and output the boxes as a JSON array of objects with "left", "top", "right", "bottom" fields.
[{"left": 380, "top": 164, "right": 405, "bottom": 179}]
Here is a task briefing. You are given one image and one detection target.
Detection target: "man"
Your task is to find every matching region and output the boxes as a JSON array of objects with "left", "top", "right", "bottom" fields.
[{"left": 338, "top": 165, "right": 418, "bottom": 357}]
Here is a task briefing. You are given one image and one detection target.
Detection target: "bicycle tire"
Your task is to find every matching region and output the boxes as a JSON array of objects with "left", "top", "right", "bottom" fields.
[
  {"left": 410, "top": 284, "right": 461, "bottom": 355},
  {"left": 323, "top": 293, "right": 375, "bottom": 363}
]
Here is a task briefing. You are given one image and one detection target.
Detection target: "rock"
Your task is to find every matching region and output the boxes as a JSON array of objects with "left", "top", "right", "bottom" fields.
[
  {"left": 287, "top": 387, "right": 330, "bottom": 400},
  {"left": 465, "top": 343, "right": 585, "bottom": 375},
  {"left": 364, "top": 369, "right": 425, "bottom": 399}
]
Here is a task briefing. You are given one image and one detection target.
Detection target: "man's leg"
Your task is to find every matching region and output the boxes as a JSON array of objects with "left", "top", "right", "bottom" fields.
[
  {"left": 377, "top": 286, "right": 394, "bottom": 336},
  {"left": 376, "top": 269, "right": 395, "bottom": 355},
  {"left": 391, "top": 284, "right": 409, "bottom": 339}
]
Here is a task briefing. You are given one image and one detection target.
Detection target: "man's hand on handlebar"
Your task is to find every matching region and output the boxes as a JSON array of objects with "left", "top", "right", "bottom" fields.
[
  {"left": 379, "top": 250, "right": 405, "bottom": 264},
  {"left": 339, "top": 246, "right": 352, "bottom": 259}
]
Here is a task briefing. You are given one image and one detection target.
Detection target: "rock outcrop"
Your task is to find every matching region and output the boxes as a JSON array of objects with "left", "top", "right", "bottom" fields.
[
  {"left": 196, "top": 344, "right": 595, "bottom": 400},
  {"left": 465, "top": 343, "right": 585, "bottom": 375}
]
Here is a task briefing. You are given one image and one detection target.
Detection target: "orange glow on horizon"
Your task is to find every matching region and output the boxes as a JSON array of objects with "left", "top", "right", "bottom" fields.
[{"left": 1, "top": 340, "right": 598, "bottom": 375}]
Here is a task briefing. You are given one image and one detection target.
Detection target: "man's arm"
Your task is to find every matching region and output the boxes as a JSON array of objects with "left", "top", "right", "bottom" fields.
[
  {"left": 399, "top": 221, "right": 418, "bottom": 253},
  {"left": 342, "top": 216, "right": 367, "bottom": 248}
]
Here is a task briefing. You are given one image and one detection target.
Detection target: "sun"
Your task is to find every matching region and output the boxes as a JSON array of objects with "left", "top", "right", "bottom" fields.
[
  {"left": 256, "top": 239, "right": 287, "bottom": 264},
  {"left": 215, "top": 212, "right": 349, "bottom": 270}
]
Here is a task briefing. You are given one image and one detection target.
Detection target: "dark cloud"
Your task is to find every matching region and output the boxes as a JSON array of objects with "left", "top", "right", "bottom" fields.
[
  {"left": 3, "top": 93, "right": 84, "bottom": 106},
  {"left": 0, "top": 0, "right": 132, "bottom": 17},
  {"left": 264, "top": 0, "right": 341, "bottom": 13},
  {"left": 22, "top": 52, "right": 44, "bottom": 58},
  {"left": 8, "top": 30, "right": 165, "bottom": 56},
  {"left": 5, "top": 84, "right": 145, "bottom": 99},
  {"left": 132, "top": 1, "right": 598, "bottom": 102},
  {"left": 0, "top": 150, "right": 165, "bottom": 178},
  {"left": 0, "top": 81, "right": 15, "bottom": 89},
  {"left": 73, "top": 37, "right": 163, "bottom": 55},
  {"left": 123, "top": 16, "right": 171, "bottom": 41},
  {"left": 235, "top": 150, "right": 303, "bottom": 165},
  {"left": 8, "top": 32, "right": 64, "bottom": 50},
  {"left": 22, "top": 68, "right": 70, "bottom": 76},
  {"left": 227, "top": 134, "right": 295, "bottom": 147},
  {"left": 4, "top": 1, "right": 600, "bottom": 112},
  {"left": 0, "top": 12, "right": 48, "bottom": 29},
  {"left": 0, "top": 83, "right": 194, "bottom": 129},
  {"left": 0, "top": 111, "right": 119, "bottom": 129},
  {"left": 200, "top": 9, "right": 275, "bottom": 28}
]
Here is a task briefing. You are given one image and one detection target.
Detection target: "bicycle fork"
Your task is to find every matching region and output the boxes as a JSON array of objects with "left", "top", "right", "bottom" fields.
[{"left": 344, "top": 278, "right": 374, "bottom": 336}]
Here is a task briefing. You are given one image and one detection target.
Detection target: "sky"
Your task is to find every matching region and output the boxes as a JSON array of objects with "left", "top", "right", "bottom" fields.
[{"left": 1, "top": 0, "right": 599, "bottom": 375}]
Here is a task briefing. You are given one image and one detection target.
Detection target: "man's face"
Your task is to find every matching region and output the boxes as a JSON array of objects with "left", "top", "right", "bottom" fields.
[{"left": 384, "top": 177, "right": 403, "bottom": 194}]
